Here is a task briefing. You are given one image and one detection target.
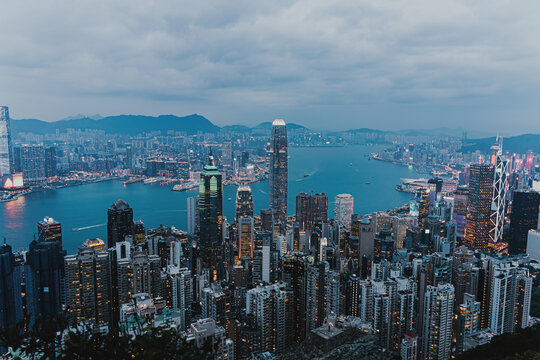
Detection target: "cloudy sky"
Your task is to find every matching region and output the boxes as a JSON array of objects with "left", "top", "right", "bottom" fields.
[{"left": 1, "top": 0, "right": 540, "bottom": 134}]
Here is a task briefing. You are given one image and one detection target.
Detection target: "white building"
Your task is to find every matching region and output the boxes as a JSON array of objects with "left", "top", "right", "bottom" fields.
[{"left": 334, "top": 194, "right": 354, "bottom": 229}]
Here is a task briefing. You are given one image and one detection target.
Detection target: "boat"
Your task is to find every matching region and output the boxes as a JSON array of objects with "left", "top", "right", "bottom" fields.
[
  {"left": 365, "top": 182, "right": 371, "bottom": 184},
  {"left": 172, "top": 181, "right": 199, "bottom": 191},
  {"left": 304, "top": 174, "right": 310, "bottom": 178}
]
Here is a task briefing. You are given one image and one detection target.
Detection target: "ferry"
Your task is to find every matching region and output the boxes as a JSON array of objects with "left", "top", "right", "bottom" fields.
[{"left": 172, "top": 181, "right": 199, "bottom": 191}]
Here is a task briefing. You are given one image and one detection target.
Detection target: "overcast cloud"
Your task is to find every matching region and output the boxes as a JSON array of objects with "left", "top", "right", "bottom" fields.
[{"left": 1, "top": 0, "right": 539, "bottom": 134}]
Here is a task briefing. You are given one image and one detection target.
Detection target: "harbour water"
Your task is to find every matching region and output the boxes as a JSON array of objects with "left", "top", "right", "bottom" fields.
[{"left": 0, "top": 145, "right": 418, "bottom": 254}]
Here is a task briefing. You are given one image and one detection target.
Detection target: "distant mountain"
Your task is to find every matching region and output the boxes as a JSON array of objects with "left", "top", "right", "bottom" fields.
[
  {"left": 12, "top": 114, "right": 219, "bottom": 135},
  {"left": 60, "top": 114, "right": 103, "bottom": 121},
  {"left": 461, "top": 134, "right": 540, "bottom": 154}
]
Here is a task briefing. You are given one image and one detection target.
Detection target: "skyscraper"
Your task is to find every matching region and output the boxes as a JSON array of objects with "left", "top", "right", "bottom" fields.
[
  {"left": 0, "top": 244, "right": 22, "bottom": 332},
  {"left": 18, "top": 146, "right": 45, "bottom": 181},
  {"left": 490, "top": 142, "right": 509, "bottom": 244},
  {"left": 269, "top": 119, "right": 288, "bottom": 224},
  {"left": 65, "top": 246, "right": 111, "bottom": 326},
  {"left": 238, "top": 216, "right": 254, "bottom": 260},
  {"left": 44, "top": 147, "right": 57, "bottom": 178},
  {"left": 199, "top": 152, "right": 224, "bottom": 282},
  {"left": 453, "top": 187, "right": 469, "bottom": 239},
  {"left": 465, "top": 164, "right": 494, "bottom": 252},
  {"left": 27, "top": 240, "right": 65, "bottom": 321},
  {"left": 421, "top": 283, "right": 454, "bottom": 360},
  {"left": 37, "top": 216, "right": 62, "bottom": 245},
  {"left": 187, "top": 196, "right": 199, "bottom": 236},
  {"left": 295, "top": 192, "right": 328, "bottom": 231},
  {"left": 246, "top": 282, "right": 295, "bottom": 354},
  {"left": 107, "top": 199, "right": 134, "bottom": 249},
  {"left": 508, "top": 190, "right": 540, "bottom": 255},
  {"left": 334, "top": 194, "right": 354, "bottom": 229},
  {"left": 0, "top": 106, "right": 13, "bottom": 176},
  {"left": 236, "top": 185, "right": 254, "bottom": 220}
]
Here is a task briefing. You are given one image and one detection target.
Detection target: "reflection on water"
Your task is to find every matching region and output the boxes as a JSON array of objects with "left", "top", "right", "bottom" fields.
[
  {"left": 0, "top": 145, "right": 416, "bottom": 254},
  {"left": 3, "top": 195, "right": 26, "bottom": 233}
]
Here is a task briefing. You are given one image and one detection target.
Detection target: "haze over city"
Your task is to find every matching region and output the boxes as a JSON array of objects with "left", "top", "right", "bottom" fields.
[{"left": 2, "top": 0, "right": 540, "bottom": 134}]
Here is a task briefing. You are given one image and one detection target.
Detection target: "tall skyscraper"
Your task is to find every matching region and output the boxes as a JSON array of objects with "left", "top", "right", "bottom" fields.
[
  {"left": 187, "top": 196, "right": 199, "bottom": 236},
  {"left": 44, "top": 147, "right": 57, "bottom": 178},
  {"left": 490, "top": 142, "right": 509, "bottom": 244},
  {"left": 236, "top": 185, "right": 254, "bottom": 220},
  {"left": 465, "top": 164, "right": 494, "bottom": 251},
  {"left": 295, "top": 192, "right": 328, "bottom": 231},
  {"left": 0, "top": 106, "right": 13, "bottom": 176},
  {"left": 456, "top": 293, "right": 480, "bottom": 356},
  {"left": 27, "top": 240, "right": 65, "bottom": 321},
  {"left": 17, "top": 146, "right": 45, "bottom": 181},
  {"left": 107, "top": 199, "right": 134, "bottom": 249},
  {"left": 246, "top": 282, "right": 295, "bottom": 354},
  {"left": 0, "top": 244, "right": 23, "bottom": 332},
  {"left": 508, "top": 190, "right": 540, "bottom": 255},
  {"left": 334, "top": 193, "right": 354, "bottom": 229},
  {"left": 37, "top": 216, "right": 62, "bottom": 245},
  {"left": 65, "top": 246, "right": 111, "bottom": 326},
  {"left": 453, "top": 187, "right": 469, "bottom": 239},
  {"left": 269, "top": 119, "right": 288, "bottom": 224},
  {"left": 421, "top": 283, "right": 454, "bottom": 360},
  {"left": 427, "top": 177, "right": 443, "bottom": 210},
  {"left": 199, "top": 152, "right": 224, "bottom": 282},
  {"left": 222, "top": 140, "right": 233, "bottom": 166},
  {"left": 238, "top": 216, "right": 254, "bottom": 260}
]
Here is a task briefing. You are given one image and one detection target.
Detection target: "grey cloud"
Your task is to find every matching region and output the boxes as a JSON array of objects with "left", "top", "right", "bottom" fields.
[{"left": 0, "top": 0, "right": 539, "bottom": 134}]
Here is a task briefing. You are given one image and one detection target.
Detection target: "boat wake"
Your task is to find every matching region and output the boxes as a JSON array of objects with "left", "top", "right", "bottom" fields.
[
  {"left": 296, "top": 169, "right": 318, "bottom": 181},
  {"left": 72, "top": 223, "right": 106, "bottom": 232}
]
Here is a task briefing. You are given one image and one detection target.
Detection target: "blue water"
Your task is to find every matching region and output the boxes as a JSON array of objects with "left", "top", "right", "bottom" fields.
[{"left": 0, "top": 145, "right": 417, "bottom": 254}]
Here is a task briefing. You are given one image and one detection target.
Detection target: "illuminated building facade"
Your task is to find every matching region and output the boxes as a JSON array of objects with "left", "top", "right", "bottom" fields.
[
  {"left": 269, "top": 119, "right": 288, "bottom": 224},
  {"left": 199, "top": 152, "right": 224, "bottom": 281},
  {"left": 465, "top": 164, "right": 494, "bottom": 251}
]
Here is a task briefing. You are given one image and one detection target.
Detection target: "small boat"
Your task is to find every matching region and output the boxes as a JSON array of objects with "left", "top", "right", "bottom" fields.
[
  {"left": 365, "top": 182, "right": 371, "bottom": 184},
  {"left": 228, "top": 197, "right": 232, "bottom": 201},
  {"left": 304, "top": 174, "right": 310, "bottom": 178},
  {"left": 350, "top": 163, "right": 353, "bottom": 166}
]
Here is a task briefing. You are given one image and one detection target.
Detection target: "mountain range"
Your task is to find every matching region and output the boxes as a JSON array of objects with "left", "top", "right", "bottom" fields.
[{"left": 10, "top": 114, "right": 540, "bottom": 153}]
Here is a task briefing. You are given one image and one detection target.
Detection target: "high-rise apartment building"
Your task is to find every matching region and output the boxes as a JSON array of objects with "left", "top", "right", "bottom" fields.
[
  {"left": 65, "top": 247, "right": 111, "bottom": 326},
  {"left": 465, "top": 164, "right": 495, "bottom": 251},
  {"left": 17, "top": 146, "right": 45, "bottom": 181},
  {"left": 456, "top": 293, "right": 480, "bottom": 356},
  {"left": 421, "top": 283, "right": 454, "bottom": 360},
  {"left": 269, "top": 119, "right": 288, "bottom": 224},
  {"left": 246, "top": 282, "right": 294, "bottom": 354}
]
